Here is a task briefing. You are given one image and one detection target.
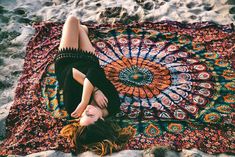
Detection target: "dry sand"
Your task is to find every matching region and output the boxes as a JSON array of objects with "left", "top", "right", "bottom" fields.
[{"left": 0, "top": 0, "right": 234, "bottom": 156}]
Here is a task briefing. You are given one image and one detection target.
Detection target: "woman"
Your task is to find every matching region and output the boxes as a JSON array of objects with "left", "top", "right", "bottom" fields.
[{"left": 54, "top": 15, "right": 133, "bottom": 155}]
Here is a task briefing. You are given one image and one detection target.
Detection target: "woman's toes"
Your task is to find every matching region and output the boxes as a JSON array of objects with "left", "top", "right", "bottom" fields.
[
  {"left": 71, "top": 111, "right": 77, "bottom": 117},
  {"left": 71, "top": 113, "right": 77, "bottom": 118}
]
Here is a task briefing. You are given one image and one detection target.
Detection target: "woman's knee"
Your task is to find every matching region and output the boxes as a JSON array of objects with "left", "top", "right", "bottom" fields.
[
  {"left": 59, "top": 15, "right": 81, "bottom": 50},
  {"left": 66, "top": 15, "right": 80, "bottom": 25}
]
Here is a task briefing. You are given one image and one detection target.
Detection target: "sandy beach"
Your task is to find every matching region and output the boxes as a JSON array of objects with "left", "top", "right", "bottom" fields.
[{"left": 0, "top": 0, "right": 234, "bottom": 156}]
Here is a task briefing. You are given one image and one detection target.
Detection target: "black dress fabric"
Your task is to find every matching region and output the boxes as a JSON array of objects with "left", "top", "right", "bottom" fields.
[{"left": 54, "top": 47, "right": 120, "bottom": 119}]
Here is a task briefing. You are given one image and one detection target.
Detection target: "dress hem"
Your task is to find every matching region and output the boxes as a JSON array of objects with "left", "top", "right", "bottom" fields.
[{"left": 55, "top": 47, "right": 99, "bottom": 64}]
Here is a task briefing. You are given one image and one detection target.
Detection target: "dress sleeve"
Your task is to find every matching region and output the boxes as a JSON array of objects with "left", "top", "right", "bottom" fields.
[
  {"left": 85, "top": 66, "right": 121, "bottom": 117},
  {"left": 85, "top": 66, "right": 107, "bottom": 90}
]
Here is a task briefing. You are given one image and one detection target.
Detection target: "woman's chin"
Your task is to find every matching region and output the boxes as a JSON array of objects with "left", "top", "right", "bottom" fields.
[
  {"left": 80, "top": 120, "right": 88, "bottom": 126},
  {"left": 80, "top": 117, "right": 96, "bottom": 126},
  {"left": 79, "top": 118, "right": 89, "bottom": 126}
]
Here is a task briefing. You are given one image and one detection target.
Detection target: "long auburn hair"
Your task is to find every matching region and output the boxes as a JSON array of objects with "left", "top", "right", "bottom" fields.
[{"left": 59, "top": 118, "right": 135, "bottom": 156}]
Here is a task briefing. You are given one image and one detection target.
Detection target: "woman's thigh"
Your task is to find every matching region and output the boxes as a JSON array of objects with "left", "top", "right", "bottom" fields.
[
  {"left": 79, "top": 26, "right": 96, "bottom": 54},
  {"left": 59, "top": 15, "right": 80, "bottom": 51}
]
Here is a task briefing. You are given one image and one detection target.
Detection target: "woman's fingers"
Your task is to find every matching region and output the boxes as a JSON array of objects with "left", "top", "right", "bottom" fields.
[
  {"left": 101, "top": 99, "right": 107, "bottom": 108},
  {"left": 71, "top": 111, "right": 80, "bottom": 118},
  {"left": 99, "top": 93, "right": 108, "bottom": 107},
  {"left": 97, "top": 100, "right": 103, "bottom": 108},
  {"left": 71, "top": 112, "right": 78, "bottom": 118},
  {"left": 93, "top": 90, "right": 109, "bottom": 108},
  {"left": 102, "top": 98, "right": 108, "bottom": 107},
  {"left": 103, "top": 96, "right": 108, "bottom": 104},
  {"left": 99, "top": 97, "right": 107, "bottom": 107},
  {"left": 95, "top": 90, "right": 108, "bottom": 108},
  {"left": 71, "top": 111, "right": 77, "bottom": 117},
  {"left": 99, "top": 100, "right": 105, "bottom": 108},
  {"left": 97, "top": 99, "right": 106, "bottom": 108}
]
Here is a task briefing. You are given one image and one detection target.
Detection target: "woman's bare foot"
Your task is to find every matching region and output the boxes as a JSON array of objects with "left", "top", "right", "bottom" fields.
[
  {"left": 80, "top": 24, "right": 88, "bottom": 35},
  {"left": 71, "top": 103, "right": 87, "bottom": 118}
]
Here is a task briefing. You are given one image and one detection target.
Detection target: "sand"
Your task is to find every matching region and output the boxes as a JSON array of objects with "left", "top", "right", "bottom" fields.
[{"left": 0, "top": 0, "right": 234, "bottom": 156}]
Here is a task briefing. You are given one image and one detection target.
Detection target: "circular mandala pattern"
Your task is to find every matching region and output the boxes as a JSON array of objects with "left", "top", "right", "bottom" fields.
[
  {"left": 119, "top": 65, "right": 153, "bottom": 86},
  {"left": 104, "top": 56, "right": 171, "bottom": 98},
  {"left": 96, "top": 32, "right": 215, "bottom": 121},
  {"left": 12, "top": 22, "right": 234, "bottom": 156}
]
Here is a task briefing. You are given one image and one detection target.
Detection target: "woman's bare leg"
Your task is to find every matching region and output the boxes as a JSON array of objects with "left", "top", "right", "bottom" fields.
[
  {"left": 59, "top": 15, "right": 80, "bottom": 50},
  {"left": 78, "top": 24, "right": 96, "bottom": 54},
  {"left": 58, "top": 15, "right": 86, "bottom": 86},
  {"left": 80, "top": 24, "right": 88, "bottom": 35}
]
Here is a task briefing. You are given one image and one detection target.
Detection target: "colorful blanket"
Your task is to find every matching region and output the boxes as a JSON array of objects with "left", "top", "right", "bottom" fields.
[{"left": 0, "top": 21, "right": 234, "bottom": 155}]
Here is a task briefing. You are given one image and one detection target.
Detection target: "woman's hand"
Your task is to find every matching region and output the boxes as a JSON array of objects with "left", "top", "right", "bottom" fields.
[
  {"left": 93, "top": 89, "right": 108, "bottom": 108},
  {"left": 71, "top": 102, "right": 87, "bottom": 118}
]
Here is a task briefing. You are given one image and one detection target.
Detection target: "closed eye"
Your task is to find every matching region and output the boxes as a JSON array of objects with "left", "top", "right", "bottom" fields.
[{"left": 85, "top": 111, "right": 94, "bottom": 117}]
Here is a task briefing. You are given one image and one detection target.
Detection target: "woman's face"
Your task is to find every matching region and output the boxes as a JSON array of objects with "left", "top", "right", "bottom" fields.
[{"left": 80, "top": 105, "right": 103, "bottom": 126}]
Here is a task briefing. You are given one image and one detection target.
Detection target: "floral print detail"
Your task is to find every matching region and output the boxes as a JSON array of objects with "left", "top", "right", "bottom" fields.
[
  {"left": 166, "top": 123, "right": 184, "bottom": 133},
  {"left": 0, "top": 21, "right": 234, "bottom": 155}
]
